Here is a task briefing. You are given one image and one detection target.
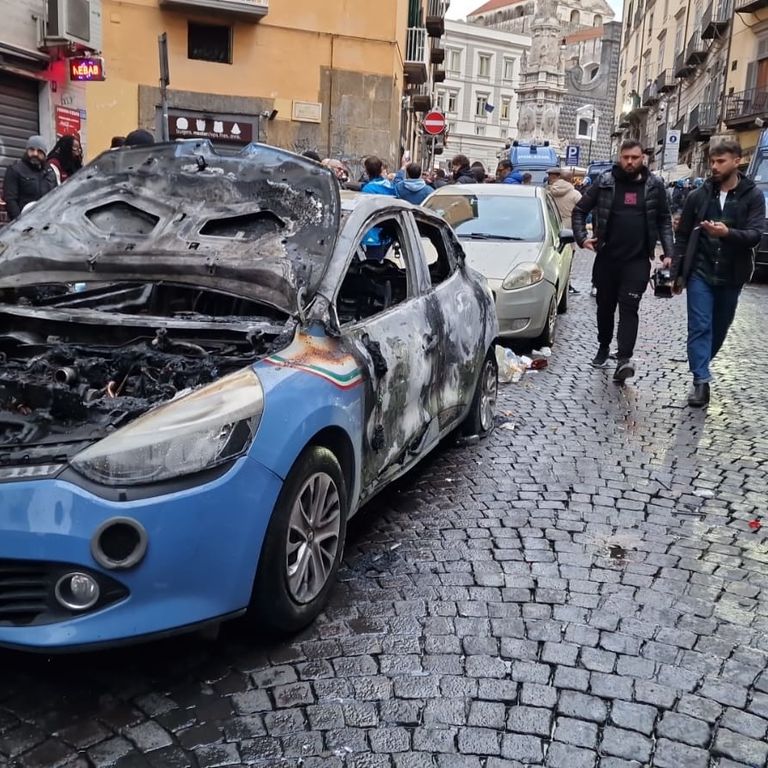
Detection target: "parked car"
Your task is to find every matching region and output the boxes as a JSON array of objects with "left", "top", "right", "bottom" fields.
[
  {"left": 425, "top": 184, "right": 575, "bottom": 345},
  {"left": 0, "top": 142, "right": 498, "bottom": 650}
]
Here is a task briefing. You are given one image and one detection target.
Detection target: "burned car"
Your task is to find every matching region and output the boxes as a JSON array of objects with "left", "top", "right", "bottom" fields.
[{"left": 0, "top": 142, "right": 497, "bottom": 650}]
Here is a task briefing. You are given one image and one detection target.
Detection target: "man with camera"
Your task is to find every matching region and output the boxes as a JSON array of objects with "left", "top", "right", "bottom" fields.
[
  {"left": 573, "top": 139, "right": 674, "bottom": 382},
  {"left": 668, "top": 140, "right": 763, "bottom": 407}
]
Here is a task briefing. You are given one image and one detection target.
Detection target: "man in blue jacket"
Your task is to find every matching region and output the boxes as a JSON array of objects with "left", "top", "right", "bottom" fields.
[
  {"left": 361, "top": 156, "right": 396, "bottom": 196},
  {"left": 394, "top": 163, "right": 433, "bottom": 205}
]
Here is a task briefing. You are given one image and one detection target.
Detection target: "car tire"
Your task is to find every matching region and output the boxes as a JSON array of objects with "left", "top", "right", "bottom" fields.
[
  {"left": 557, "top": 276, "right": 569, "bottom": 314},
  {"left": 463, "top": 350, "right": 498, "bottom": 437},
  {"left": 535, "top": 294, "right": 558, "bottom": 347},
  {"left": 250, "top": 445, "right": 348, "bottom": 636}
]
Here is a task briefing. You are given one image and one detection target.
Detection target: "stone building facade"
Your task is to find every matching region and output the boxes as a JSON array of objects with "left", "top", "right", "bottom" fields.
[
  {"left": 466, "top": 0, "right": 620, "bottom": 163},
  {"left": 559, "top": 21, "right": 622, "bottom": 164}
]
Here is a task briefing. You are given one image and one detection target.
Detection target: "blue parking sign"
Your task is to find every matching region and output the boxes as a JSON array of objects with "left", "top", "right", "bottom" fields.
[{"left": 566, "top": 145, "right": 580, "bottom": 165}]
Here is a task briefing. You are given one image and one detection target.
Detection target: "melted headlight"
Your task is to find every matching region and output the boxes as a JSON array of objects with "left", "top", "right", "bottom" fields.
[{"left": 71, "top": 368, "right": 264, "bottom": 486}]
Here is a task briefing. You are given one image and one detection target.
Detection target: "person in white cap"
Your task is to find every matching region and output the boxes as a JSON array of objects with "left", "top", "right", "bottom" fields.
[{"left": 3, "top": 135, "right": 57, "bottom": 220}]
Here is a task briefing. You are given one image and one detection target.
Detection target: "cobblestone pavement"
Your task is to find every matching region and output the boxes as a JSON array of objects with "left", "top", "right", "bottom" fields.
[{"left": 2, "top": 253, "right": 768, "bottom": 768}]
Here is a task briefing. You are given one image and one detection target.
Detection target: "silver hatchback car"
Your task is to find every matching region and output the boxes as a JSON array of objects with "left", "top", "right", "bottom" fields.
[{"left": 425, "top": 184, "right": 575, "bottom": 345}]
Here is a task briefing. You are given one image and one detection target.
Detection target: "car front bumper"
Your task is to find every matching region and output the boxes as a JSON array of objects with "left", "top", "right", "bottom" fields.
[
  {"left": 0, "top": 455, "right": 282, "bottom": 651},
  {"left": 488, "top": 278, "right": 554, "bottom": 339}
]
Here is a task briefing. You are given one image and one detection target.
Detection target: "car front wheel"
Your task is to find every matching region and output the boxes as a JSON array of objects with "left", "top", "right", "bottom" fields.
[
  {"left": 535, "top": 294, "right": 558, "bottom": 347},
  {"left": 250, "top": 445, "right": 348, "bottom": 635}
]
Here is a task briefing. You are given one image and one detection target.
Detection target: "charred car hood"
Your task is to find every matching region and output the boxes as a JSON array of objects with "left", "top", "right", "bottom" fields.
[{"left": 0, "top": 142, "right": 341, "bottom": 315}]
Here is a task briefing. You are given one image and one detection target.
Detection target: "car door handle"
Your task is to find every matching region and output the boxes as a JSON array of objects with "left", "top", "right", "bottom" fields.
[{"left": 424, "top": 334, "right": 438, "bottom": 353}]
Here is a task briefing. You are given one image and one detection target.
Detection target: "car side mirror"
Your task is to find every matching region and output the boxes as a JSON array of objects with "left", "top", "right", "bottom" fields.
[{"left": 558, "top": 228, "right": 575, "bottom": 252}]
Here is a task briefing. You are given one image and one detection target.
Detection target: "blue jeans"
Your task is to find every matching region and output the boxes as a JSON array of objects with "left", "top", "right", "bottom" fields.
[{"left": 686, "top": 275, "right": 742, "bottom": 384}]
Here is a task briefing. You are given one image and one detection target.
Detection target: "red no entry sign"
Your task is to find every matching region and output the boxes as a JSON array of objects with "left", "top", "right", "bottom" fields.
[{"left": 423, "top": 110, "right": 446, "bottom": 136}]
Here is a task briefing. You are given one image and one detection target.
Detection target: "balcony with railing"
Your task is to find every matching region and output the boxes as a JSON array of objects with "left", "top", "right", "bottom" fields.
[
  {"left": 688, "top": 102, "right": 719, "bottom": 139},
  {"left": 674, "top": 51, "right": 694, "bottom": 78},
  {"left": 735, "top": 0, "right": 768, "bottom": 12},
  {"left": 426, "top": 0, "right": 450, "bottom": 37},
  {"left": 409, "top": 83, "right": 433, "bottom": 113},
  {"left": 685, "top": 29, "right": 707, "bottom": 66},
  {"left": 404, "top": 27, "right": 429, "bottom": 85},
  {"left": 725, "top": 88, "right": 768, "bottom": 127},
  {"left": 702, "top": 0, "right": 732, "bottom": 38},
  {"left": 159, "top": 0, "right": 268, "bottom": 20},
  {"left": 643, "top": 81, "right": 660, "bottom": 106},
  {"left": 656, "top": 69, "right": 676, "bottom": 93},
  {"left": 429, "top": 40, "right": 445, "bottom": 65}
]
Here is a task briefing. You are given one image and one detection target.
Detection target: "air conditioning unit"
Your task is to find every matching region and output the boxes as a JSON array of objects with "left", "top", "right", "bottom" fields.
[{"left": 41, "top": 0, "right": 91, "bottom": 47}]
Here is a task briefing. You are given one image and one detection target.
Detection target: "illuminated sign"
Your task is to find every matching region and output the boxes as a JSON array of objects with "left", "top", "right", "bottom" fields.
[{"left": 69, "top": 57, "right": 106, "bottom": 82}]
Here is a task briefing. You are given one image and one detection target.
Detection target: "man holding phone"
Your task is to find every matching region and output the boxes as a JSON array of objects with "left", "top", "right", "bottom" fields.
[{"left": 668, "top": 140, "right": 764, "bottom": 407}]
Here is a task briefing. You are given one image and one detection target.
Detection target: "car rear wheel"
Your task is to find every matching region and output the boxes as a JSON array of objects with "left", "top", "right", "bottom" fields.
[
  {"left": 535, "top": 294, "right": 558, "bottom": 347},
  {"left": 463, "top": 350, "right": 498, "bottom": 437},
  {"left": 558, "top": 272, "right": 570, "bottom": 314},
  {"left": 250, "top": 446, "right": 348, "bottom": 635}
]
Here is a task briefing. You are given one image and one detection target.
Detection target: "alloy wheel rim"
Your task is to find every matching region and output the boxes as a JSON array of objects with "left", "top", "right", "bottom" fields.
[
  {"left": 479, "top": 360, "right": 498, "bottom": 432},
  {"left": 286, "top": 472, "right": 341, "bottom": 604},
  {"left": 548, "top": 298, "right": 557, "bottom": 339}
]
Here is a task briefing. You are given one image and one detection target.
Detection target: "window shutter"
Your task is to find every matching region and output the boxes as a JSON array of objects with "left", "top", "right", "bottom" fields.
[{"left": 746, "top": 61, "right": 757, "bottom": 92}]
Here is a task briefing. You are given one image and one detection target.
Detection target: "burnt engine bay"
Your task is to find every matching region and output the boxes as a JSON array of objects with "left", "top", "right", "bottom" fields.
[{"left": 0, "top": 283, "right": 293, "bottom": 465}]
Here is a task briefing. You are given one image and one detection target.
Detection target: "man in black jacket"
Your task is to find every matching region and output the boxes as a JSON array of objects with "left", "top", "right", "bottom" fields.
[
  {"left": 450, "top": 154, "right": 477, "bottom": 185},
  {"left": 573, "top": 139, "right": 674, "bottom": 382},
  {"left": 670, "top": 140, "right": 763, "bottom": 407},
  {"left": 3, "top": 135, "right": 57, "bottom": 220}
]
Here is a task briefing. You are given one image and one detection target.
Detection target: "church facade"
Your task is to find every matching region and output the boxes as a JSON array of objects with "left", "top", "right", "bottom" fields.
[{"left": 467, "top": 0, "right": 621, "bottom": 164}]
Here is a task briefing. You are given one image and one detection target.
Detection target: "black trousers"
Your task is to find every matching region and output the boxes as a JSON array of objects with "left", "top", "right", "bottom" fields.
[{"left": 594, "top": 256, "right": 651, "bottom": 360}]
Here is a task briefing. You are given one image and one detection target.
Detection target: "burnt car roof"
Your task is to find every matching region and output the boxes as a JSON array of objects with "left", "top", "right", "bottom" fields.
[{"left": 0, "top": 141, "right": 341, "bottom": 315}]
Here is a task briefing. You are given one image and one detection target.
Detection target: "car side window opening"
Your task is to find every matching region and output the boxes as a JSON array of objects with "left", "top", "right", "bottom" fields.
[
  {"left": 336, "top": 218, "right": 412, "bottom": 324},
  {"left": 416, "top": 220, "right": 457, "bottom": 286}
]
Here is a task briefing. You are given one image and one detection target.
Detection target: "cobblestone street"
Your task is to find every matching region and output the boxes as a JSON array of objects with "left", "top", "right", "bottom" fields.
[{"left": 2, "top": 252, "right": 768, "bottom": 768}]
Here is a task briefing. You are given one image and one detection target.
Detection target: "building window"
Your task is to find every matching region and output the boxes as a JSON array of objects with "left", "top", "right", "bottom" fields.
[
  {"left": 647, "top": 13, "right": 654, "bottom": 39},
  {"left": 594, "top": 14, "right": 602, "bottom": 26},
  {"left": 475, "top": 125, "right": 486, "bottom": 136},
  {"left": 448, "top": 49, "right": 462, "bottom": 73},
  {"left": 674, "top": 23, "right": 683, "bottom": 55},
  {"left": 188, "top": 23, "right": 232, "bottom": 64},
  {"left": 576, "top": 107, "right": 597, "bottom": 140},
  {"left": 634, "top": 30, "right": 641, "bottom": 57},
  {"left": 501, "top": 97, "right": 512, "bottom": 120},
  {"left": 435, "top": 91, "right": 446, "bottom": 112},
  {"left": 448, "top": 121, "right": 457, "bottom": 133},
  {"left": 447, "top": 91, "right": 458, "bottom": 113},
  {"left": 475, "top": 94, "right": 489, "bottom": 116},
  {"left": 570, "top": 9, "right": 580, "bottom": 25},
  {"left": 663, "top": 0, "right": 669, "bottom": 18},
  {"left": 503, "top": 58, "right": 515, "bottom": 81},
  {"left": 657, "top": 39, "right": 665, "bottom": 71},
  {"left": 478, "top": 54, "right": 492, "bottom": 78}
]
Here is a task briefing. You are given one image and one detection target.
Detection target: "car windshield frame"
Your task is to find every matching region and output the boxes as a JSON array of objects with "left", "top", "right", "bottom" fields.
[{"left": 425, "top": 192, "right": 546, "bottom": 242}]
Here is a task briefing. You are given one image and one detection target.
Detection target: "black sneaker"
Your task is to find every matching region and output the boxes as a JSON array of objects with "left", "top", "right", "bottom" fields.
[
  {"left": 613, "top": 359, "right": 635, "bottom": 382},
  {"left": 591, "top": 347, "right": 610, "bottom": 367}
]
